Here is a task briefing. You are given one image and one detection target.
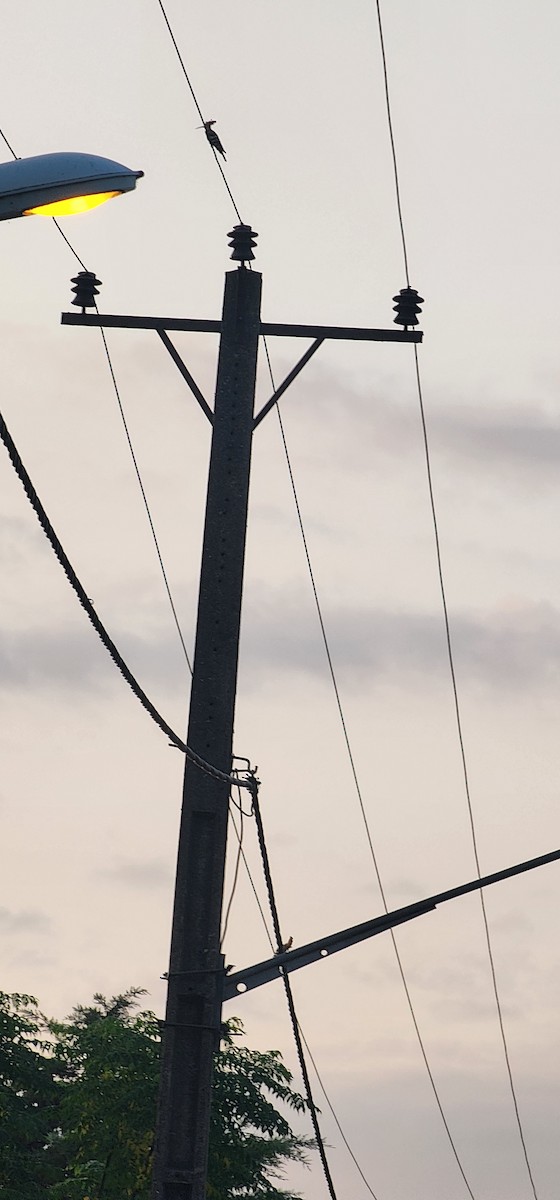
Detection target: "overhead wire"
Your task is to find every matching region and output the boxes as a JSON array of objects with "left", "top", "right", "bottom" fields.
[
  {"left": 95, "top": 313, "right": 193, "bottom": 675},
  {"left": 260, "top": 341, "right": 477, "bottom": 1200},
  {"left": 0, "top": 123, "right": 88, "bottom": 270},
  {"left": 373, "top": 3, "right": 410, "bottom": 288},
  {"left": 1, "top": 122, "right": 194, "bottom": 686},
  {"left": 221, "top": 796, "right": 245, "bottom": 948},
  {"left": 0, "top": 407, "right": 255, "bottom": 792},
  {"left": 299, "top": 1028, "right": 379, "bottom": 1200},
  {"left": 155, "top": 0, "right": 243, "bottom": 224},
  {"left": 412, "top": 348, "right": 539, "bottom": 1196},
  {"left": 224, "top": 790, "right": 383, "bottom": 1200},
  {"left": 0, "top": 125, "right": 18, "bottom": 159},
  {"left": 373, "top": 2, "right": 539, "bottom": 1195},
  {"left": 249, "top": 780, "right": 339, "bottom": 1200}
]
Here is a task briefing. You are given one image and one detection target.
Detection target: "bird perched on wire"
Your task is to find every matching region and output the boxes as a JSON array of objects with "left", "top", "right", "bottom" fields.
[{"left": 198, "top": 119, "right": 226, "bottom": 160}]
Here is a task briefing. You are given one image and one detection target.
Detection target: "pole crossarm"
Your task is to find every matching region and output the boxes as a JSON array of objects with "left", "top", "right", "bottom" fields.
[
  {"left": 61, "top": 311, "right": 423, "bottom": 343},
  {"left": 61, "top": 312, "right": 223, "bottom": 333},
  {"left": 261, "top": 321, "right": 422, "bottom": 342},
  {"left": 224, "top": 846, "right": 560, "bottom": 1002}
]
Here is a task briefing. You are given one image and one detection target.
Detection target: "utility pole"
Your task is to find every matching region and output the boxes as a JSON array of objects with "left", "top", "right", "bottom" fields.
[
  {"left": 152, "top": 236, "right": 262, "bottom": 1200},
  {"left": 61, "top": 225, "right": 423, "bottom": 1200}
]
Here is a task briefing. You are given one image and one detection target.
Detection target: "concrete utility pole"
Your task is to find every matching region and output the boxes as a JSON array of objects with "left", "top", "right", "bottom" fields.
[
  {"left": 62, "top": 225, "right": 423, "bottom": 1200},
  {"left": 152, "top": 249, "right": 262, "bottom": 1200}
]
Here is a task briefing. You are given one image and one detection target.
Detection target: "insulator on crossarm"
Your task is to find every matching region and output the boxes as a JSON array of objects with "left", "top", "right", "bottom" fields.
[
  {"left": 392, "top": 286, "right": 424, "bottom": 328},
  {"left": 228, "top": 224, "right": 258, "bottom": 265},
  {"left": 71, "top": 270, "right": 102, "bottom": 313}
]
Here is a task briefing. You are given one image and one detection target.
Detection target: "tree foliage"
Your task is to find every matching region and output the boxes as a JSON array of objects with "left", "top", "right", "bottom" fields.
[
  {"left": 0, "top": 989, "right": 311, "bottom": 1199},
  {"left": 0, "top": 992, "right": 63, "bottom": 1199}
]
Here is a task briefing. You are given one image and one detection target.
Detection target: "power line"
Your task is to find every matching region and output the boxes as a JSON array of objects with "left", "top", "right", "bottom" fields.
[
  {"left": 0, "top": 406, "right": 255, "bottom": 792},
  {"left": 0, "top": 121, "right": 88, "bottom": 269},
  {"left": 0, "top": 124, "right": 18, "bottom": 159},
  {"left": 1, "top": 123, "right": 193, "bottom": 679},
  {"left": 299, "top": 1027, "right": 380, "bottom": 1200},
  {"left": 373, "top": 2, "right": 410, "bottom": 287},
  {"left": 234, "top": 813, "right": 383, "bottom": 1200},
  {"left": 221, "top": 798, "right": 245, "bottom": 947},
  {"left": 374, "top": 3, "right": 539, "bottom": 1194},
  {"left": 261, "top": 336, "right": 476, "bottom": 1199},
  {"left": 52, "top": 219, "right": 88, "bottom": 270},
  {"left": 95, "top": 313, "right": 193, "bottom": 675},
  {"left": 412, "top": 347, "right": 539, "bottom": 1197},
  {"left": 250, "top": 779, "right": 340, "bottom": 1200},
  {"left": 155, "top": 0, "right": 243, "bottom": 224}
]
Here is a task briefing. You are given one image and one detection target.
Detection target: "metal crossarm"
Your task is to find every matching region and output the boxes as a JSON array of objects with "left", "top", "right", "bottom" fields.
[{"left": 61, "top": 311, "right": 423, "bottom": 343}]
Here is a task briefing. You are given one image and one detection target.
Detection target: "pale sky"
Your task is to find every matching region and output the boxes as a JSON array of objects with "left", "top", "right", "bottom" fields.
[{"left": 2, "top": 3, "right": 560, "bottom": 1199}]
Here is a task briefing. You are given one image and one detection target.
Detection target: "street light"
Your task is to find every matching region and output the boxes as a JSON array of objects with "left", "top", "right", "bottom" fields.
[{"left": 0, "top": 151, "right": 143, "bottom": 221}]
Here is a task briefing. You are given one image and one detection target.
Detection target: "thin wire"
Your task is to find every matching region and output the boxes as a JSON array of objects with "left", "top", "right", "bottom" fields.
[
  {"left": 299, "top": 1028, "right": 379, "bottom": 1200},
  {"left": 52, "top": 219, "right": 88, "bottom": 270},
  {"left": 261, "top": 338, "right": 476, "bottom": 1198},
  {"left": 96, "top": 312, "right": 193, "bottom": 675},
  {"left": 0, "top": 125, "right": 88, "bottom": 268},
  {"left": 6, "top": 127, "right": 195, "bottom": 681},
  {"left": 0, "top": 126, "right": 18, "bottom": 158},
  {"left": 155, "top": 0, "right": 243, "bottom": 224},
  {"left": 373, "top": 0, "right": 539, "bottom": 1188},
  {"left": 249, "top": 780, "right": 339, "bottom": 1200},
  {"left": 373, "top": 2, "right": 410, "bottom": 287},
  {"left": 413, "top": 349, "right": 539, "bottom": 1198},
  {"left": 221, "top": 798, "right": 244, "bottom": 947},
  {"left": 235, "top": 798, "right": 380, "bottom": 1198},
  {"left": 237, "top": 833, "right": 276, "bottom": 954}
]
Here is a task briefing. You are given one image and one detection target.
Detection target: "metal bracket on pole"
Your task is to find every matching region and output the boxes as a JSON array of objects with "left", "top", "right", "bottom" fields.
[{"left": 224, "top": 845, "right": 560, "bottom": 1001}]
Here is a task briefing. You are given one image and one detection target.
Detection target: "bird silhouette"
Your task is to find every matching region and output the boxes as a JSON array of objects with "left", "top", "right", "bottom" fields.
[{"left": 199, "top": 119, "right": 226, "bottom": 160}]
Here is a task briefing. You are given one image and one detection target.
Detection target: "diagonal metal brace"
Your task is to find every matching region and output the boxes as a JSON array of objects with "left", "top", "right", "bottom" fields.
[
  {"left": 253, "top": 338, "right": 324, "bottom": 430},
  {"left": 157, "top": 329, "right": 213, "bottom": 424}
]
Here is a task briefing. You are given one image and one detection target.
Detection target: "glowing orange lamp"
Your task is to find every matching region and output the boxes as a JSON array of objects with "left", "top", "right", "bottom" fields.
[{"left": 0, "top": 152, "right": 143, "bottom": 221}]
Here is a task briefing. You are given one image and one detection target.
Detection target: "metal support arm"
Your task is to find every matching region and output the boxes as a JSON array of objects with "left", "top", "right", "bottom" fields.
[
  {"left": 224, "top": 846, "right": 560, "bottom": 1001},
  {"left": 61, "top": 310, "right": 423, "bottom": 343}
]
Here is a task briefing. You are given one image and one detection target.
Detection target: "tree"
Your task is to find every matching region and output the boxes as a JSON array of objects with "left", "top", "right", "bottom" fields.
[
  {"left": 0, "top": 991, "right": 63, "bottom": 1199},
  {"left": 209, "top": 1016, "right": 311, "bottom": 1200},
  {"left": 0, "top": 989, "right": 312, "bottom": 1199}
]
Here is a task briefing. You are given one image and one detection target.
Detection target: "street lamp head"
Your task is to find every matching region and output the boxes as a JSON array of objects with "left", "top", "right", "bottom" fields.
[{"left": 0, "top": 152, "right": 143, "bottom": 221}]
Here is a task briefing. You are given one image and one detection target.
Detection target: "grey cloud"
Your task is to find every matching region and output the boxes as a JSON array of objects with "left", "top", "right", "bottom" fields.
[
  {"left": 0, "top": 626, "right": 109, "bottom": 690},
  {"left": 0, "top": 622, "right": 188, "bottom": 695},
  {"left": 99, "top": 859, "right": 172, "bottom": 889},
  {"left": 292, "top": 366, "right": 560, "bottom": 480},
  {"left": 3, "top": 595, "right": 560, "bottom": 699},
  {"left": 0, "top": 906, "right": 50, "bottom": 934},
  {"left": 430, "top": 402, "right": 560, "bottom": 478},
  {"left": 240, "top": 595, "right": 560, "bottom": 692}
]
